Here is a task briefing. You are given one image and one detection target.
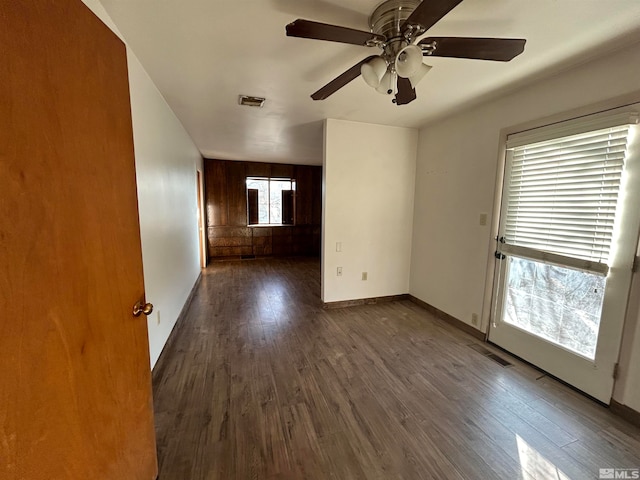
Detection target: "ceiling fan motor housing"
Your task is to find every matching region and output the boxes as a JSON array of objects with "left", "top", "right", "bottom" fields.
[
  {"left": 369, "top": 0, "right": 421, "bottom": 39},
  {"left": 369, "top": 0, "right": 422, "bottom": 66}
]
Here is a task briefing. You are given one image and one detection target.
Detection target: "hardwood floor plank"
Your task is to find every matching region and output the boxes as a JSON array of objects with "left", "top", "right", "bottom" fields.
[
  {"left": 153, "top": 257, "right": 640, "bottom": 479},
  {"left": 562, "top": 439, "right": 637, "bottom": 475},
  {"left": 317, "top": 432, "right": 369, "bottom": 480}
]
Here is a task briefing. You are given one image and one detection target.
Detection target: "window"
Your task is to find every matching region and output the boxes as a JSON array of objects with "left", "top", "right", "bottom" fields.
[
  {"left": 246, "top": 177, "right": 296, "bottom": 225},
  {"left": 503, "top": 123, "right": 631, "bottom": 268}
]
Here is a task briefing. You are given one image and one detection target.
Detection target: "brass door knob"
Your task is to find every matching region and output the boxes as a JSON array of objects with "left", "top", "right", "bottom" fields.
[{"left": 133, "top": 301, "right": 154, "bottom": 317}]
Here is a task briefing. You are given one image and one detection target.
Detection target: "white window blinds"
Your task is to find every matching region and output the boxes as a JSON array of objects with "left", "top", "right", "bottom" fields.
[{"left": 503, "top": 124, "right": 632, "bottom": 267}]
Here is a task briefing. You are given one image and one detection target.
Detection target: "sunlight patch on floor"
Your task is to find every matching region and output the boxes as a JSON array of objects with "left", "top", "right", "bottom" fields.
[{"left": 517, "top": 434, "right": 570, "bottom": 480}]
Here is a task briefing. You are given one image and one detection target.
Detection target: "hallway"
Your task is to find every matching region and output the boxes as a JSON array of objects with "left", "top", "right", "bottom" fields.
[{"left": 152, "top": 258, "right": 640, "bottom": 479}]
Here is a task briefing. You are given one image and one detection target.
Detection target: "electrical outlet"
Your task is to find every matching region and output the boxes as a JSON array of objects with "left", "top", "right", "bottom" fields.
[
  {"left": 362, "top": 272, "right": 367, "bottom": 281},
  {"left": 337, "top": 267, "right": 342, "bottom": 276},
  {"left": 479, "top": 213, "right": 488, "bottom": 226},
  {"left": 336, "top": 242, "right": 342, "bottom": 252},
  {"left": 471, "top": 313, "right": 479, "bottom": 326}
]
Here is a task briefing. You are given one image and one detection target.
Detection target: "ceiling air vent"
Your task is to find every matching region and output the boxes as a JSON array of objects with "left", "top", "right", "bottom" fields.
[{"left": 238, "top": 95, "right": 265, "bottom": 107}]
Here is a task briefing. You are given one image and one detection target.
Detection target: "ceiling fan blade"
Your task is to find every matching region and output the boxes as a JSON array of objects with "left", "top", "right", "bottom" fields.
[
  {"left": 420, "top": 37, "right": 526, "bottom": 61},
  {"left": 395, "top": 77, "right": 417, "bottom": 106},
  {"left": 286, "top": 19, "right": 385, "bottom": 46},
  {"left": 311, "top": 56, "right": 378, "bottom": 100},
  {"left": 401, "top": 0, "right": 463, "bottom": 33}
]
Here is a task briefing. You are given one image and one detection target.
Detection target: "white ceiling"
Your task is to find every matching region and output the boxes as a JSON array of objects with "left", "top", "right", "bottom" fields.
[{"left": 99, "top": 0, "right": 640, "bottom": 165}]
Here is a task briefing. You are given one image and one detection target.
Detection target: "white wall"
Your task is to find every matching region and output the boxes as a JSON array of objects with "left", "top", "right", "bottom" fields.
[
  {"left": 410, "top": 41, "right": 640, "bottom": 409},
  {"left": 128, "top": 55, "right": 203, "bottom": 368},
  {"left": 82, "top": 0, "right": 203, "bottom": 367},
  {"left": 323, "top": 119, "right": 417, "bottom": 303}
]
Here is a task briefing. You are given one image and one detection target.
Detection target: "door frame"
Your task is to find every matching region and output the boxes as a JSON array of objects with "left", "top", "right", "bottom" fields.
[{"left": 197, "top": 169, "right": 207, "bottom": 268}]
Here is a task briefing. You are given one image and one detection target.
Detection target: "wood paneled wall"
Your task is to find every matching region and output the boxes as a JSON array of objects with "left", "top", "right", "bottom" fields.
[{"left": 204, "top": 159, "right": 322, "bottom": 259}]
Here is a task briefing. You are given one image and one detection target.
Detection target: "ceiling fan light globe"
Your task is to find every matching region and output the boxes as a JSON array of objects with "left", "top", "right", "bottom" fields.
[
  {"left": 395, "top": 44, "right": 423, "bottom": 78},
  {"left": 409, "top": 63, "right": 432, "bottom": 88},
  {"left": 375, "top": 71, "right": 393, "bottom": 94},
  {"left": 361, "top": 56, "right": 387, "bottom": 88}
]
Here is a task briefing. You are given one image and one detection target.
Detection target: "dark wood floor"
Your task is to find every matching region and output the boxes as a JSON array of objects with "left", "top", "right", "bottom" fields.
[{"left": 152, "top": 257, "right": 640, "bottom": 480}]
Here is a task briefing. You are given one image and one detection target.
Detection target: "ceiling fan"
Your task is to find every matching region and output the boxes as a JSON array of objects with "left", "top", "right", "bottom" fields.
[{"left": 285, "top": 0, "right": 526, "bottom": 105}]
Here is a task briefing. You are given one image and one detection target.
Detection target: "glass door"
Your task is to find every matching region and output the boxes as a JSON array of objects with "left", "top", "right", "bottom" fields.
[{"left": 489, "top": 112, "right": 640, "bottom": 403}]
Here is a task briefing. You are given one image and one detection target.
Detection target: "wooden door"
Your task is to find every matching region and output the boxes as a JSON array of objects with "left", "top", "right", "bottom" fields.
[{"left": 0, "top": 1, "right": 158, "bottom": 479}]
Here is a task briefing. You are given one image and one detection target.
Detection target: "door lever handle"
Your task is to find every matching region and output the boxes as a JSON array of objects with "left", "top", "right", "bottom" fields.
[{"left": 133, "top": 301, "right": 154, "bottom": 317}]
